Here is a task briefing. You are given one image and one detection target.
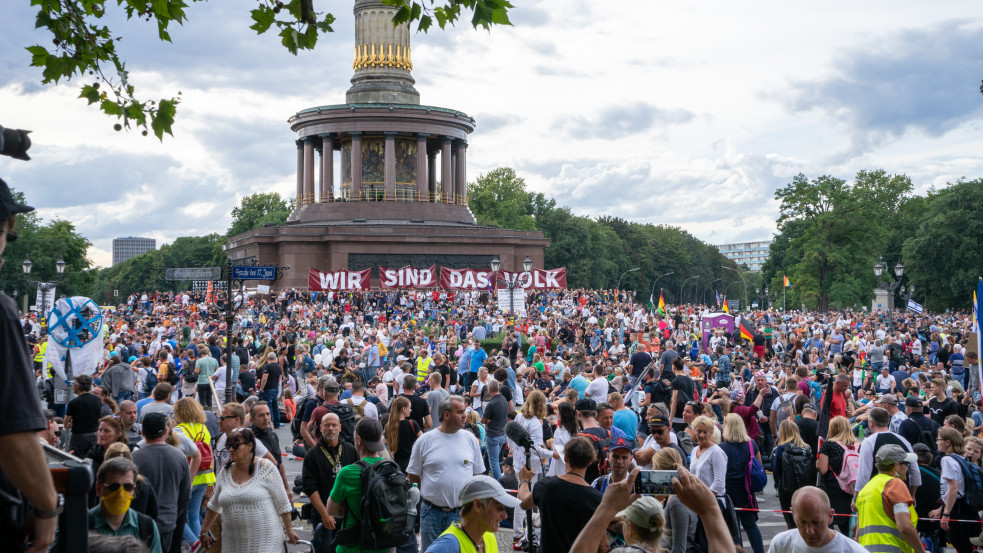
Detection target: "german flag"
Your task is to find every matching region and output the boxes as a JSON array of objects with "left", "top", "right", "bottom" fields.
[
  {"left": 721, "top": 297, "right": 730, "bottom": 314},
  {"left": 739, "top": 318, "right": 754, "bottom": 341}
]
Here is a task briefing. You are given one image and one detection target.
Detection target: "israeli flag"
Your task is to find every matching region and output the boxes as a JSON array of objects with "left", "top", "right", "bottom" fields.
[{"left": 907, "top": 299, "right": 924, "bottom": 313}]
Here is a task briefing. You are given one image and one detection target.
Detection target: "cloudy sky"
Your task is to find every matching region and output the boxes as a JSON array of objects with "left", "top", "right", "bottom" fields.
[{"left": 2, "top": 1, "right": 982, "bottom": 268}]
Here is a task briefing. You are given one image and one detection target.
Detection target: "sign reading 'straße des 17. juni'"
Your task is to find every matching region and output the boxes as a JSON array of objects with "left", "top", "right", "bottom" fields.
[{"left": 307, "top": 266, "right": 567, "bottom": 292}]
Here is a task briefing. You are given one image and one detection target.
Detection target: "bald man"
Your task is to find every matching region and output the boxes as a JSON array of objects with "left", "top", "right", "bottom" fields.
[{"left": 767, "top": 487, "right": 867, "bottom": 553}]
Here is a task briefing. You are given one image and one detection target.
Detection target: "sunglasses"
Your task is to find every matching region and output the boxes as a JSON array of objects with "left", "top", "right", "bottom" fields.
[
  {"left": 228, "top": 441, "right": 250, "bottom": 450},
  {"left": 219, "top": 415, "right": 239, "bottom": 421},
  {"left": 103, "top": 482, "right": 136, "bottom": 493}
]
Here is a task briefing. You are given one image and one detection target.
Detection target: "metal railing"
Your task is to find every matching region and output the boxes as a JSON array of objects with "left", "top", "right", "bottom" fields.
[{"left": 298, "top": 189, "right": 469, "bottom": 206}]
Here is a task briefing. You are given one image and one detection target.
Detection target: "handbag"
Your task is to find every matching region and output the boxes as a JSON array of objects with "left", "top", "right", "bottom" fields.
[{"left": 746, "top": 441, "right": 767, "bottom": 494}]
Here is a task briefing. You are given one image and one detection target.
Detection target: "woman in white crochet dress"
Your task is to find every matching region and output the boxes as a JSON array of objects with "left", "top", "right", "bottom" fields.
[{"left": 200, "top": 428, "right": 299, "bottom": 551}]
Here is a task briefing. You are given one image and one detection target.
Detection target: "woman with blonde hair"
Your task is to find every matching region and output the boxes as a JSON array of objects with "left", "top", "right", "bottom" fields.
[
  {"left": 383, "top": 396, "right": 420, "bottom": 473},
  {"left": 104, "top": 442, "right": 158, "bottom": 518},
  {"left": 817, "top": 415, "right": 858, "bottom": 535},
  {"left": 688, "top": 415, "right": 729, "bottom": 551},
  {"left": 510, "top": 390, "right": 554, "bottom": 547},
  {"left": 173, "top": 397, "right": 215, "bottom": 546},
  {"left": 718, "top": 413, "right": 764, "bottom": 553},
  {"left": 654, "top": 448, "right": 697, "bottom": 553},
  {"left": 772, "top": 419, "right": 813, "bottom": 529}
]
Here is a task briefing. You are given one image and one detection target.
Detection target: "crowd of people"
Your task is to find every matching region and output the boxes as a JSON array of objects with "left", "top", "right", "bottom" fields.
[{"left": 11, "top": 282, "right": 983, "bottom": 553}]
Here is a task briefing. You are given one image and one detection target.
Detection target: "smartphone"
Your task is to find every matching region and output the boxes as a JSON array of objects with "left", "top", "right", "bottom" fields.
[{"left": 633, "top": 470, "right": 677, "bottom": 495}]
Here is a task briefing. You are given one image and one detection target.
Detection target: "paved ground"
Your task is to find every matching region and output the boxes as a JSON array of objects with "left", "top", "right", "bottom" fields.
[{"left": 275, "top": 424, "right": 800, "bottom": 553}]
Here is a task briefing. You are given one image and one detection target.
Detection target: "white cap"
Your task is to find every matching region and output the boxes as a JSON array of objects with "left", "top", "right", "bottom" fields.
[{"left": 458, "top": 475, "right": 520, "bottom": 509}]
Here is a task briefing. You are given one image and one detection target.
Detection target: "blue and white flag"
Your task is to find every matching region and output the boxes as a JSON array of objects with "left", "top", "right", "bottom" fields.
[{"left": 906, "top": 299, "right": 924, "bottom": 313}]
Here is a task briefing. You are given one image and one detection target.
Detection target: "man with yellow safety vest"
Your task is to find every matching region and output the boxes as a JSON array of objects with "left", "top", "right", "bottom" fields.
[
  {"left": 856, "top": 444, "right": 927, "bottom": 553},
  {"left": 33, "top": 336, "right": 46, "bottom": 371},
  {"left": 417, "top": 348, "right": 433, "bottom": 386},
  {"left": 424, "top": 475, "right": 519, "bottom": 553}
]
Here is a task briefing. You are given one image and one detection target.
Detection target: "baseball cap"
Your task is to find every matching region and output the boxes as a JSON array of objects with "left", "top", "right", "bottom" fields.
[
  {"left": 874, "top": 444, "right": 917, "bottom": 466},
  {"left": 648, "top": 414, "right": 670, "bottom": 427},
  {"left": 912, "top": 442, "right": 932, "bottom": 454},
  {"left": 616, "top": 496, "right": 665, "bottom": 530},
  {"left": 575, "top": 398, "right": 597, "bottom": 412},
  {"left": 905, "top": 396, "right": 922, "bottom": 408},
  {"left": 143, "top": 412, "right": 168, "bottom": 440},
  {"left": 459, "top": 475, "right": 521, "bottom": 509},
  {"left": 801, "top": 403, "right": 818, "bottom": 413},
  {"left": 878, "top": 394, "right": 898, "bottom": 405},
  {"left": 0, "top": 177, "right": 34, "bottom": 220},
  {"left": 355, "top": 418, "right": 385, "bottom": 452},
  {"left": 609, "top": 437, "right": 633, "bottom": 452}
]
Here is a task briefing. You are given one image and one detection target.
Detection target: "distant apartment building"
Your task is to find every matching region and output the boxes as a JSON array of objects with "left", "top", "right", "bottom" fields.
[
  {"left": 715, "top": 240, "right": 771, "bottom": 271},
  {"left": 112, "top": 237, "right": 156, "bottom": 266}
]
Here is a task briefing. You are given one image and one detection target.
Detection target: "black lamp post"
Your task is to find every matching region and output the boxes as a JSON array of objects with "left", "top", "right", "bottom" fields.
[
  {"left": 490, "top": 255, "right": 533, "bottom": 318},
  {"left": 755, "top": 286, "right": 769, "bottom": 309},
  {"left": 22, "top": 255, "right": 67, "bottom": 322},
  {"left": 873, "top": 257, "right": 905, "bottom": 312}
]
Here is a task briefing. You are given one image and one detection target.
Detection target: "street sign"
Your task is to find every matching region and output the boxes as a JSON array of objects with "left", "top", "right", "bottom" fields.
[
  {"left": 165, "top": 267, "right": 222, "bottom": 281},
  {"left": 231, "top": 265, "right": 276, "bottom": 280}
]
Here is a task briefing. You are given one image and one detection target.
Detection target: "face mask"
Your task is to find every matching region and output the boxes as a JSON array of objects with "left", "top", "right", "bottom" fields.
[{"left": 102, "top": 486, "right": 134, "bottom": 516}]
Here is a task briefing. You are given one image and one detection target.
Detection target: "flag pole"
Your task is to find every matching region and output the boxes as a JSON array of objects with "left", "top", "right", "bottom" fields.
[{"left": 783, "top": 286, "right": 786, "bottom": 312}]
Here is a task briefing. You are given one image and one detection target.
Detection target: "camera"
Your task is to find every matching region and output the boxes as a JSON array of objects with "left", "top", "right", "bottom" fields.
[
  {"left": 633, "top": 469, "right": 677, "bottom": 495},
  {"left": 0, "top": 125, "right": 32, "bottom": 160}
]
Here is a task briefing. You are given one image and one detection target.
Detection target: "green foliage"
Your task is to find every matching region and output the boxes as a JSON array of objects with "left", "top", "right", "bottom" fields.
[
  {"left": 467, "top": 168, "right": 538, "bottom": 230},
  {"left": 0, "top": 189, "right": 94, "bottom": 303},
  {"left": 89, "top": 234, "right": 227, "bottom": 302},
  {"left": 27, "top": 0, "right": 512, "bottom": 137},
  {"left": 903, "top": 178, "right": 983, "bottom": 311},
  {"left": 770, "top": 171, "right": 913, "bottom": 311},
  {"left": 227, "top": 192, "right": 293, "bottom": 237}
]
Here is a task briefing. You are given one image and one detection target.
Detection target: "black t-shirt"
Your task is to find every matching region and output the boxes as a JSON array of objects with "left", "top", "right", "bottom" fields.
[
  {"left": 928, "top": 397, "right": 958, "bottom": 426},
  {"left": 435, "top": 363, "right": 452, "bottom": 387},
  {"left": 394, "top": 419, "right": 421, "bottom": 471},
  {"left": 796, "top": 417, "right": 819, "bottom": 454},
  {"left": 238, "top": 371, "right": 257, "bottom": 393},
  {"left": 402, "top": 393, "right": 430, "bottom": 430},
  {"left": 533, "top": 476, "right": 603, "bottom": 553},
  {"left": 670, "top": 374, "right": 695, "bottom": 415},
  {"left": 483, "top": 394, "right": 508, "bottom": 437},
  {"left": 259, "top": 362, "right": 282, "bottom": 391},
  {"left": 628, "top": 352, "right": 652, "bottom": 378},
  {"left": 66, "top": 393, "right": 103, "bottom": 433}
]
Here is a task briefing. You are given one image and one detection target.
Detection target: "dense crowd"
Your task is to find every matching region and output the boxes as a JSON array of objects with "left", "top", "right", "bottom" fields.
[{"left": 17, "top": 286, "right": 983, "bottom": 553}]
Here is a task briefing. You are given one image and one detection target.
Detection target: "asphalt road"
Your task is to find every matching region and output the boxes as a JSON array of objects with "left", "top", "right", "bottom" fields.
[{"left": 276, "top": 423, "right": 801, "bottom": 553}]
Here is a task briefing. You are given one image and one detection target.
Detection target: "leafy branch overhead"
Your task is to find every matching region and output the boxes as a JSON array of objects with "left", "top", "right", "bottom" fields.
[{"left": 26, "top": 0, "right": 513, "bottom": 140}]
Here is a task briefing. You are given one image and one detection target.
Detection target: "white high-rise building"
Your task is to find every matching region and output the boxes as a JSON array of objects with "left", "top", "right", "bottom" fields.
[
  {"left": 112, "top": 237, "right": 156, "bottom": 266},
  {"left": 715, "top": 240, "right": 771, "bottom": 271}
]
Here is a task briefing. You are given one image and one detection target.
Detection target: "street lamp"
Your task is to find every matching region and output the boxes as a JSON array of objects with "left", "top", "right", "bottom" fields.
[
  {"left": 873, "top": 257, "right": 905, "bottom": 312},
  {"left": 490, "top": 255, "right": 533, "bottom": 318},
  {"left": 702, "top": 277, "right": 722, "bottom": 306},
  {"left": 755, "top": 286, "right": 769, "bottom": 309},
  {"left": 22, "top": 255, "right": 68, "bottom": 322},
  {"left": 900, "top": 284, "right": 915, "bottom": 310},
  {"left": 615, "top": 267, "right": 641, "bottom": 292},
  {"left": 649, "top": 271, "right": 673, "bottom": 306},
  {"left": 679, "top": 275, "right": 699, "bottom": 306},
  {"left": 720, "top": 265, "right": 748, "bottom": 310}
]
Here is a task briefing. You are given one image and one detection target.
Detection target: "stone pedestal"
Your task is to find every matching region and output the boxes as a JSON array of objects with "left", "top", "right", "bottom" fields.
[{"left": 872, "top": 289, "right": 894, "bottom": 313}]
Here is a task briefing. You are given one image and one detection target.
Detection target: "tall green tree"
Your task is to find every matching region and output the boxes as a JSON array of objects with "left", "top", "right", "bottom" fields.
[
  {"left": 903, "top": 178, "right": 983, "bottom": 311},
  {"left": 228, "top": 192, "right": 293, "bottom": 237},
  {"left": 0, "top": 189, "right": 93, "bottom": 304},
  {"left": 26, "top": 0, "right": 513, "bottom": 137},
  {"left": 467, "top": 168, "right": 538, "bottom": 230}
]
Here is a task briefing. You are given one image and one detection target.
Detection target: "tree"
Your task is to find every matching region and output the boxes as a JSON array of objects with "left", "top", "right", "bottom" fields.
[
  {"left": 772, "top": 171, "right": 912, "bottom": 311},
  {"left": 26, "top": 0, "right": 513, "bottom": 138},
  {"left": 0, "top": 189, "right": 93, "bottom": 305},
  {"left": 228, "top": 192, "right": 293, "bottom": 237},
  {"left": 467, "top": 168, "right": 537, "bottom": 230},
  {"left": 903, "top": 178, "right": 983, "bottom": 310}
]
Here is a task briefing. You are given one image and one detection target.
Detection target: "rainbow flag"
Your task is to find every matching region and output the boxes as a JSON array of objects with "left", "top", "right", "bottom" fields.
[
  {"left": 973, "top": 289, "right": 978, "bottom": 332},
  {"left": 658, "top": 292, "right": 666, "bottom": 317},
  {"left": 783, "top": 275, "right": 791, "bottom": 287}
]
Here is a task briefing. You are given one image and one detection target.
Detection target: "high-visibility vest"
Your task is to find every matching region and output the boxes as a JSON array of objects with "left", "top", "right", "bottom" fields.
[
  {"left": 857, "top": 472, "right": 918, "bottom": 553},
  {"left": 416, "top": 356, "right": 433, "bottom": 383},
  {"left": 34, "top": 341, "right": 47, "bottom": 363},
  {"left": 437, "top": 523, "right": 498, "bottom": 553}
]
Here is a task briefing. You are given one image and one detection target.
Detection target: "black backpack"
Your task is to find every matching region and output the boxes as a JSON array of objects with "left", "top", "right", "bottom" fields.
[
  {"left": 576, "top": 427, "right": 612, "bottom": 483},
  {"left": 780, "top": 446, "right": 814, "bottom": 492},
  {"left": 182, "top": 361, "right": 198, "bottom": 383},
  {"left": 327, "top": 401, "right": 357, "bottom": 445},
  {"left": 332, "top": 459, "right": 413, "bottom": 550},
  {"left": 163, "top": 362, "right": 180, "bottom": 385},
  {"left": 290, "top": 395, "right": 321, "bottom": 439}
]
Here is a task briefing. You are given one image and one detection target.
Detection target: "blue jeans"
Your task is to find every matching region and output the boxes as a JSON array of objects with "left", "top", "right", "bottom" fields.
[
  {"left": 182, "top": 483, "right": 207, "bottom": 544},
  {"left": 262, "top": 389, "right": 281, "bottom": 428},
  {"left": 312, "top": 520, "right": 336, "bottom": 553},
  {"left": 486, "top": 434, "right": 508, "bottom": 481},
  {"left": 420, "top": 502, "right": 461, "bottom": 553},
  {"left": 115, "top": 390, "right": 134, "bottom": 404}
]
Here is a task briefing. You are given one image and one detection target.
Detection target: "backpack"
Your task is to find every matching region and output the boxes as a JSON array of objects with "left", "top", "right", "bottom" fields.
[
  {"left": 183, "top": 361, "right": 198, "bottom": 383},
  {"left": 332, "top": 459, "right": 413, "bottom": 550},
  {"left": 346, "top": 398, "right": 367, "bottom": 422},
  {"left": 577, "top": 427, "right": 612, "bottom": 482},
  {"left": 162, "top": 362, "right": 180, "bottom": 386},
  {"left": 290, "top": 395, "right": 321, "bottom": 439},
  {"left": 135, "top": 511, "right": 158, "bottom": 551},
  {"left": 949, "top": 454, "right": 983, "bottom": 511},
  {"left": 746, "top": 441, "right": 768, "bottom": 494},
  {"left": 143, "top": 366, "right": 159, "bottom": 392},
  {"left": 774, "top": 393, "right": 796, "bottom": 429},
  {"left": 180, "top": 423, "right": 213, "bottom": 472},
  {"left": 780, "top": 446, "right": 813, "bottom": 492},
  {"left": 327, "top": 402, "right": 357, "bottom": 444},
  {"left": 377, "top": 341, "right": 388, "bottom": 357},
  {"left": 808, "top": 381, "right": 821, "bottom": 403},
  {"left": 832, "top": 442, "right": 860, "bottom": 494}
]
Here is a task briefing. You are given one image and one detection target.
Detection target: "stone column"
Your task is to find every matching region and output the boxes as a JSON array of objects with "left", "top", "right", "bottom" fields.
[
  {"left": 384, "top": 132, "right": 396, "bottom": 201},
  {"left": 320, "top": 133, "right": 333, "bottom": 202},
  {"left": 350, "top": 132, "right": 363, "bottom": 201},
  {"left": 427, "top": 149, "right": 437, "bottom": 201},
  {"left": 295, "top": 139, "right": 304, "bottom": 206},
  {"left": 441, "top": 137, "right": 453, "bottom": 203},
  {"left": 416, "top": 134, "right": 428, "bottom": 202},
  {"left": 303, "top": 138, "right": 315, "bottom": 204},
  {"left": 455, "top": 140, "right": 467, "bottom": 204}
]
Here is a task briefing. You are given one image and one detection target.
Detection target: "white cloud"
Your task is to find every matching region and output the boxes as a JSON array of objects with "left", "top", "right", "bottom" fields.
[{"left": 2, "top": 0, "right": 983, "bottom": 270}]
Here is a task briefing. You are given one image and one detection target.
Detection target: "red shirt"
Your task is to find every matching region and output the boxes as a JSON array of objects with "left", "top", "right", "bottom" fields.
[{"left": 822, "top": 390, "right": 848, "bottom": 419}]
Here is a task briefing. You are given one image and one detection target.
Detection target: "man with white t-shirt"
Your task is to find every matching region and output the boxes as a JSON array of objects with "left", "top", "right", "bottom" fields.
[
  {"left": 407, "top": 395, "right": 485, "bottom": 553},
  {"left": 342, "top": 380, "right": 378, "bottom": 421},
  {"left": 584, "top": 364, "right": 609, "bottom": 404},
  {"left": 767, "top": 486, "right": 867, "bottom": 553}
]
